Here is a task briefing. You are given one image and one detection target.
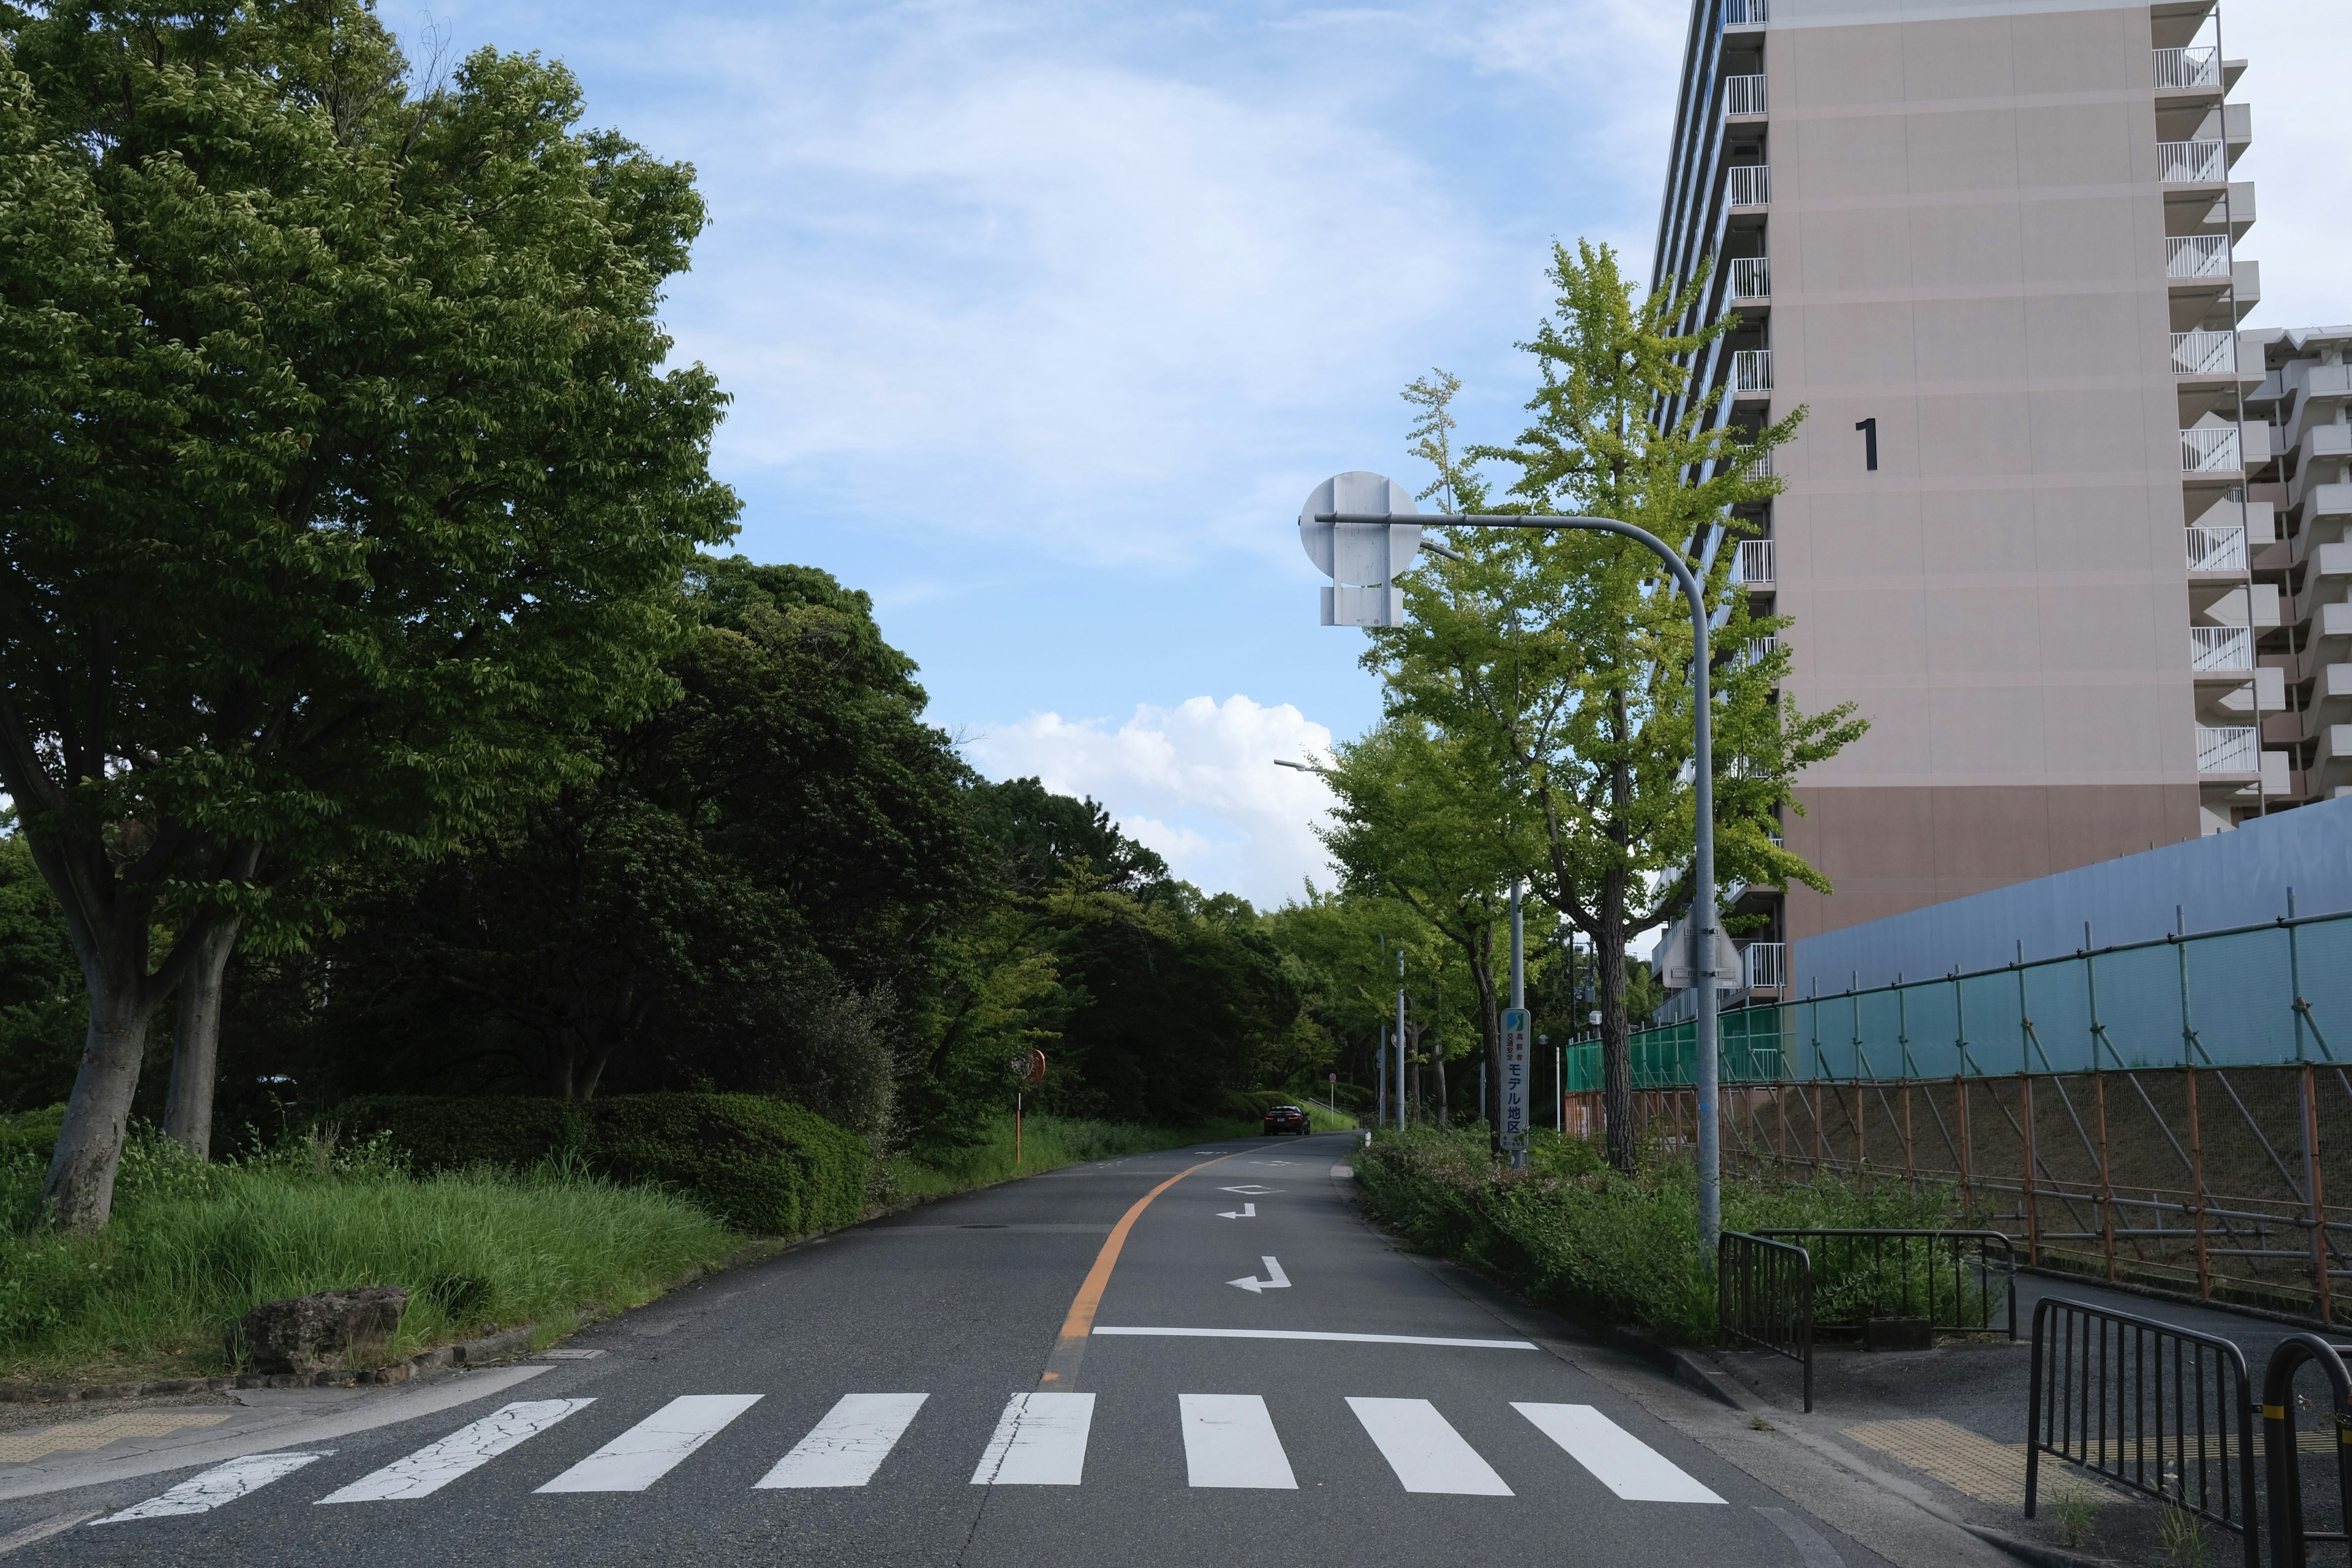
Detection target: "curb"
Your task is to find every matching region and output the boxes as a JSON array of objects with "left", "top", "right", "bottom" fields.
[{"left": 1599, "top": 1324, "right": 1744, "bottom": 1409}]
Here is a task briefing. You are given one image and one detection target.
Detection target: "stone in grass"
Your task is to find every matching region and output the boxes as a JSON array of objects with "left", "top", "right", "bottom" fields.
[{"left": 227, "top": 1288, "right": 409, "bottom": 1375}]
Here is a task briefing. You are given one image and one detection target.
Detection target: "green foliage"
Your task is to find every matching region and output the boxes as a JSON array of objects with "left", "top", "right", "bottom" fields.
[
  {"left": 1355, "top": 1126, "right": 1956, "bottom": 1343},
  {"left": 334, "top": 1093, "right": 867, "bottom": 1236},
  {"left": 0, "top": 1104, "right": 66, "bottom": 1169},
  {"left": 0, "top": 835, "right": 81, "bottom": 1112},
  {"left": 0, "top": 1129, "right": 735, "bottom": 1382}
]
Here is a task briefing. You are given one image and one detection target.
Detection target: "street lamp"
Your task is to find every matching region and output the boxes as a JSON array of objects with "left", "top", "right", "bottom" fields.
[{"left": 1297, "top": 470, "right": 1725, "bottom": 1262}]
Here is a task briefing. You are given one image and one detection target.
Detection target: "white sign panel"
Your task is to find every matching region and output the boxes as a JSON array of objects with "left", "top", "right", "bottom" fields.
[
  {"left": 1500, "top": 1008, "right": 1532, "bottom": 1148},
  {"left": 1298, "top": 472, "right": 1420, "bottom": 628}
]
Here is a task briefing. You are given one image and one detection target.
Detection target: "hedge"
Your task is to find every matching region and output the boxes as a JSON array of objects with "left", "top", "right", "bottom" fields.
[
  {"left": 0, "top": 1105, "right": 64, "bottom": 1166},
  {"left": 333, "top": 1093, "right": 867, "bottom": 1237}
]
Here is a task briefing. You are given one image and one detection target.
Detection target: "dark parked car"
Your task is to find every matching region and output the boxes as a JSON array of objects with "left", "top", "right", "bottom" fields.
[{"left": 1262, "top": 1104, "right": 1310, "bottom": 1136}]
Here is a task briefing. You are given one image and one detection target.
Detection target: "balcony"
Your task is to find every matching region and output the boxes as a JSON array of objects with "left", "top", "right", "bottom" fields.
[
  {"left": 2196, "top": 725, "right": 2257, "bottom": 774},
  {"left": 2166, "top": 234, "right": 2230, "bottom": 279},
  {"left": 1732, "top": 349, "right": 1772, "bottom": 393},
  {"left": 2157, "top": 140, "right": 2226, "bottom": 183},
  {"left": 1740, "top": 942, "right": 1787, "bottom": 991},
  {"left": 2181, "top": 427, "right": 2241, "bottom": 474},
  {"left": 1727, "top": 256, "right": 1770, "bottom": 301},
  {"left": 1746, "top": 448, "right": 1773, "bottom": 480},
  {"left": 1736, "top": 635, "right": 1777, "bottom": 668},
  {"left": 1726, "top": 74, "right": 1766, "bottom": 116},
  {"left": 2169, "top": 330, "right": 2237, "bottom": 376},
  {"left": 2185, "top": 523, "right": 2247, "bottom": 572},
  {"left": 1733, "top": 538, "right": 1774, "bottom": 586},
  {"left": 2153, "top": 46, "right": 2220, "bottom": 90},
  {"left": 1727, "top": 164, "right": 1770, "bottom": 208},
  {"left": 2190, "top": 626, "right": 2252, "bottom": 672},
  {"left": 1725, "top": 0, "right": 1767, "bottom": 23}
]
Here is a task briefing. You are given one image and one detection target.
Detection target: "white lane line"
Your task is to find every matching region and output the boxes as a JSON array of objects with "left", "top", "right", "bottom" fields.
[
  {"left": 1512, "top": 1403, "right": 1725, "bottom": 1504},
  {"left": 1346, "top": 1398, "right": 1513, "bottom": 1495},
  {"left": 1091, "top": 1327, "right": 1537, "bottom": 1350},
  {"left": 969, "top": 1393, "right": 1094, "bottom": 1486},
  {"left": 1179, "top": 1395, "right": 1297, "bottom": 1490},
  {"left": 536, "top": 1395, "right": 761, "bottom": 1493},
  {"left": 757, "top": 1394, "right": 929, "bottom": 1488},
  {"left": 94, "top": 1452, "right": 329, "bottom": 1521},
  {"left": 315, "top": 1400, "right": 593, "bottom": 1503},
  {"left": 2, "top": 1508, "right": 102, "bottom": 1553}
]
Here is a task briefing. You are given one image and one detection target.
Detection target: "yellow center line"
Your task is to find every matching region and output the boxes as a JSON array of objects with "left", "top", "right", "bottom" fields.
[{"left": 1037, "top": 1148, "right": 1251, "bottom": 1387}]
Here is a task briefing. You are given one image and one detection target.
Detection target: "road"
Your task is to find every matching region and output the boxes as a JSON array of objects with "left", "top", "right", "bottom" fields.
[{"left": 3, "top": 1133, "right": 1900, "bottom": 1566}]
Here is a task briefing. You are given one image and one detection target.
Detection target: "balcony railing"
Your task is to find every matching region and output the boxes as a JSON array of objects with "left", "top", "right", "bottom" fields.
[
  {"left": 2165, "top": 234, "right": 2231, "bottom": 279},
  {"left": 2185, "top": 522, "right": 2247, "bottom": 572},
  {"left": 1732, "top": 349, "right": 1773, "bottom": 391},
  {"left": 1727, "top": 164, "right": 1770, "bottom": 207},
  {"left": 1726, "top": 0, "right": 1768, "bottom": 23},
  {"left": 1728, "top": 256, "right": 1770, "bottom": 300},
  {"left": 2153, "top": 45, "right": 2220, "bottom": 90},
  {"left": 1727, "top": 74, "right": 1766, "bottom": 116},
  {"left": 2190, "top": 625, "right": 2252, "bottom": 672},
  {"left": 2196, "top": 725, "right": 2256, "bottom": 774},
  {"left": 1737, "top": 635, "right": 1777, "bottom": 669},
  {"left": 2181, "top": 427, "right": 2241, "bottom": 473},
  {"left": 2157, "top": 140, "right": 2226, "bottom": 183},
  {"left": 1741, "top": 942, "right": 1787, "bottom": 990},
  {"left": 2169, "top": 330, "right": 2237, "bottom": 375},
  {"left": 1746, "top": 448, "right": 1773, "bottom": 480},
  {"left": 1734, "top": 538, "right": 1775, "bottom": 586}
]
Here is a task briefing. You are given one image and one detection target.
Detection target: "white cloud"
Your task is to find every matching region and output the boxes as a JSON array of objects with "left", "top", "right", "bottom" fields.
[{"left": 966, "top": 694, "right": 1338, "bottom": 907}]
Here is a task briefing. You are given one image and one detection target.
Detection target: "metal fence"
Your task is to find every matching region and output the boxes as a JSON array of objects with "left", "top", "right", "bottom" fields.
[
  {"left": 1719, "top": 1232, "right": 1812, "bottom": 1410},
  {"left": 2026, "top": 1295, "right": 2260, "bottom": 1565},
  {"left": 1757, "top": 1229, "right": 2016, "bottom": 1341},
  {"left": 1565, "top": 910, "right": 2352, "bottom": 1324},
  {"left": 2261, "top": 1333, "right": 2352, "bottom": 1567}
]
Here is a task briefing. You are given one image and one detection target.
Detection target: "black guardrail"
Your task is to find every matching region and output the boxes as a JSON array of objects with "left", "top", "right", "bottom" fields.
[
  {"left": 2026, "top": 1295, "right": 2260, "bottom": 1567},
  {"left": 2261, "top": 1333, "right": 2352, "bottom": 1568},
  {"left": 1719, "top": 1231, "right": 1813, "bottom": 1411},
  {"left": 1754, "top": 1228, "right": 2018, "bottom": 1342}
]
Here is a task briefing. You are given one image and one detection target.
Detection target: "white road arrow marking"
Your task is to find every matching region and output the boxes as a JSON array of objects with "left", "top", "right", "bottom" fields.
[
  {"left": 1218, "top": 1185, "right": 1281, "bottom": 1196},
  {"left": 1228, "top": 1257, "right": 1291, "bottom": 1294},
  {"left": 1216, "top": 1202, "right": 1257, "bottom": 1219}
]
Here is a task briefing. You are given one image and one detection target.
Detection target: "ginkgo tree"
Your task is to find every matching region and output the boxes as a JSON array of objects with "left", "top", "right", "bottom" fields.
[
  {"left": 1367, "top": 240, "right": 1866, "bottom": 1172},
  {"left": 0, "top": 4, "right": 737, "bottom": 1229}
]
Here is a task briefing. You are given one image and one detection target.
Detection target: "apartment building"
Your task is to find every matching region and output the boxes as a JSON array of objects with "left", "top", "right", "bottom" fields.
[
  {"left": 1646, "top": 0, "right": 2285, "bottom": 1005},
  {"left": 2245, "top": 326, "right": 2352, "bottom": 802}
]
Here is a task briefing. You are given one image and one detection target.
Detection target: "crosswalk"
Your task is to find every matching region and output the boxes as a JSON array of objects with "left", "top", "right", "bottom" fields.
[{"left": 90, "top": 1390, "right": 1724, "bottom": 1524}]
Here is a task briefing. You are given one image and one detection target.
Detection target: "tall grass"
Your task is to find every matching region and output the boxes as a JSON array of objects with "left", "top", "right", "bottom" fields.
[
  {"left": 1356, "top": 1124, "right": 1959, "bottom": 1344},
  {"left": 0, "top": 1131, "right": 737, "bottom": 1384}
]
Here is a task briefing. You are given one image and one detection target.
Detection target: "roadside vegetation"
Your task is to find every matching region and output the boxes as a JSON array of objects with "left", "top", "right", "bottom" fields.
[{"left": 1355, "top": 1125, "right": 1959, "bottom": 1344}]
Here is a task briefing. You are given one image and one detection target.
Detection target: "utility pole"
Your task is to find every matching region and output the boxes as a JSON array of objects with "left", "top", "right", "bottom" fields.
[{"left": 1395, "top": 947, "right": 1408, "bottom": 1131}]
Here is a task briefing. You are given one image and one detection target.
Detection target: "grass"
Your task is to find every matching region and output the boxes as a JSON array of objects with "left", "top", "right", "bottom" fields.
[
  {"left": 891, "top": 1101, "right": 1358, "bottom": 1199},
  {"left": 0, "top": 1130, "right": 739, "bottom": 1386},
  {"left": 1354, "top": 1123, "right": 1961, "bottom": 1345},
  {"left": 2, "top": 1095, "right": 1360, "bottom": 1385}
]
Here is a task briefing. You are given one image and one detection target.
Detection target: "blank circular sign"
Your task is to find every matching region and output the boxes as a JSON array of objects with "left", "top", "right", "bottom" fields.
[{"left": 1297, "top": 472, "right": 1420, "bottom": 578}]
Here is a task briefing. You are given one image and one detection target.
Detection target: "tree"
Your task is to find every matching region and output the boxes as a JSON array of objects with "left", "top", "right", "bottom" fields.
[
  {"left": 1374, "top": 241, "right": 1865, "bottom": 1170},
  {"left": 0, "top": 826, "right": 82, "bottom": 1112},
  {"left": 0, "top": 6, "right": 737, "bottom": 1226},
  {"left": 1317, "top": 717, "right": 1538, "bottom": 1130}
]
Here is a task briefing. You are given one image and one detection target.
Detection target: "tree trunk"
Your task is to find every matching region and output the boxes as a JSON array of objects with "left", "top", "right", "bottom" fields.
[
  {"left": 1474, "top": 923, "right": 1500, "bottom": 1136},
  {"left": 43, "top": 967, "right": 166, "bottom": 1231},
  {"left": 1597, "top": 861, "right": 1634, "bottom": 1172},
  {"left": 164, "top": 918, "right": 241, "bottom": 1159},
  {"left": 1434, "top": 1030, "right": 1450, "bottom": 1130}
]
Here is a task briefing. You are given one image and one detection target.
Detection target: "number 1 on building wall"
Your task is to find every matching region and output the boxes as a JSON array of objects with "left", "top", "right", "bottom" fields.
[{"left": 1855, "top": 417, "right": 1878, "bottom": 471}]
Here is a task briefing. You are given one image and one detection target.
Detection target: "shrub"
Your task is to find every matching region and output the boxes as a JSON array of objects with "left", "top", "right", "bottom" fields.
[
  {"left": 0, "top": 1103, "right": 63, "bottom": 1166},
  {"left": 1355, "top": 1125, "right": 1959, "bottom": 1344},
  {"left": 336, "top": 1092, "right": 867, "bottom": 1236}
]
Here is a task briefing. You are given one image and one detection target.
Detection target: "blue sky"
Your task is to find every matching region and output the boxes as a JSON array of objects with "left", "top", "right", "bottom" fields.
[{"left": 391, "top": 0, "right": 2348, "bottom": 907}]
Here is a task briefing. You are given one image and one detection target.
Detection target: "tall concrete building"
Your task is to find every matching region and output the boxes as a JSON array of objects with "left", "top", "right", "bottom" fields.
[{"left": 1647, "top": 0, "right": 2289, "bottom": 997}]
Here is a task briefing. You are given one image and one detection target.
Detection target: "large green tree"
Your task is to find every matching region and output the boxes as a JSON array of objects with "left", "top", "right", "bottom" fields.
[
  {"left": 1376, "top": 241, "right": 1864, "bottom": 1170},
  {"left": 0, "top": 4, "right": 737, "bottom": 1227}
]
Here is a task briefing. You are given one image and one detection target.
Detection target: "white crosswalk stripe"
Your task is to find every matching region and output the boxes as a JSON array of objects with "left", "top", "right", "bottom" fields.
[
  {"left": 758, "top": 1393, "right": 929, "bottom": 1488},
  {"left": 1513, "top": 1403, "right": 1725, "bottom": 1504},
  {"left": 1345, "top": 1397, "right": 1513, "bottom": 1495},
  {"left": 86, "top": 1389, "right": 1738, "bottom": 1514},
  {"left": 94, "top": 1452, "right": 330, "bottom": 1522},
  {"left": 1179, "top": 1394, "right": 1296, "bottom": 1490},
  {"left": 970, "top": 1392, "right": 1094, "bottom": 1486},
  {"left": 315, "top": 1399, "right": 594, "bottom": 1504},
  {"left": 537, "top": 1395, "right": 763, "bottom": 1493}
]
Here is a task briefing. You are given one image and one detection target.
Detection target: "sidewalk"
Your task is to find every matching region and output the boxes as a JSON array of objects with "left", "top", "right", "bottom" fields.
[{"left": 1703, "top": 1270, "right": 2326, "bottom": 1565}]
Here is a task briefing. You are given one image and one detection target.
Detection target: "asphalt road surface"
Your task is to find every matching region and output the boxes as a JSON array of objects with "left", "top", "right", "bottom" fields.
[{"left": 6, "top": 1133, "right": 1899, "bottom": 1566}]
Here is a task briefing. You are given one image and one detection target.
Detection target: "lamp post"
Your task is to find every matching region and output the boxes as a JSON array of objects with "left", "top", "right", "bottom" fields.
[{"left": 1297, "top": 472, "right": 1725, "bottom": 1261}]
